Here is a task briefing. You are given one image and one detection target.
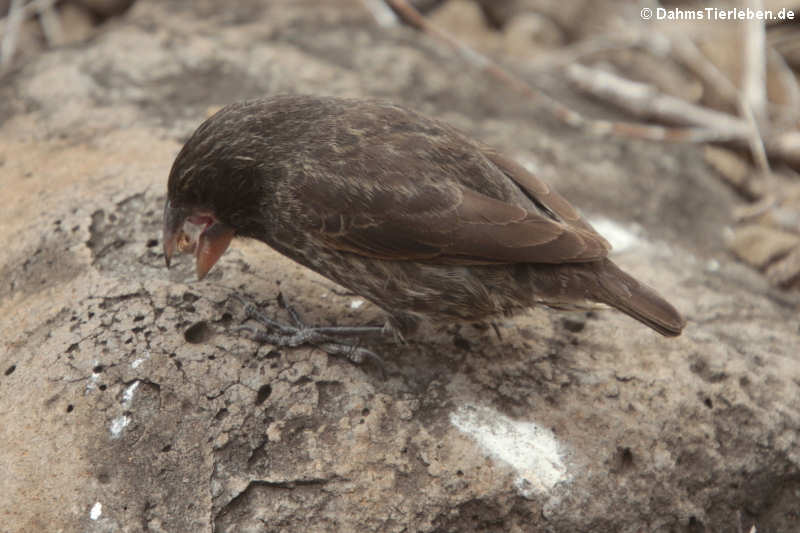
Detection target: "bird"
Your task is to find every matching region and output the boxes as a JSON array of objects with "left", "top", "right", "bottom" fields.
[{"left": 163, "top": 94, "right": 685, "bottom": 355}]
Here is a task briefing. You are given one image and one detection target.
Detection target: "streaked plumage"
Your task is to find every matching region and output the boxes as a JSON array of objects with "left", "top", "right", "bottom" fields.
[{"left": 164, "top": 95, "right": 685, "bottom": 337}]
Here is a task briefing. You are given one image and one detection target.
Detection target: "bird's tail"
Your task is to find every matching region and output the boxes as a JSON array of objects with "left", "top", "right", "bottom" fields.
[{"left": 592, "top": 259, "right": 685, "bottom": 337}]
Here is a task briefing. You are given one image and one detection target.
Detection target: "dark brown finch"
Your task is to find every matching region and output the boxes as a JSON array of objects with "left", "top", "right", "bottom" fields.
[{"left": 163, "top": 95, "right": 685, "bottom": 339}]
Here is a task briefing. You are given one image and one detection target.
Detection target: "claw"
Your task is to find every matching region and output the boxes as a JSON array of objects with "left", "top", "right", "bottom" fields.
[{"left": 229, "top": 292, "right": 387, "bottom": 373}]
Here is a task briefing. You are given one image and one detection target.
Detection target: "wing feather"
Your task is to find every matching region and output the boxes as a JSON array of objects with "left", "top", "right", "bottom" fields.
[
  {"left": 293, "top": 104, "right": 611, "bottom": 265},
  {"left": 312, "top": 181, "right": 609, "bottom": 265}
]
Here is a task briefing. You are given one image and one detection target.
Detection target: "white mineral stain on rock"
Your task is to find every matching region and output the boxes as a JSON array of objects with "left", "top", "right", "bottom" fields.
[
  {"left": 90, "top": 502, "right": 102, "bottom": 520},
  {"left": 450, "top": 404, "right": 568, "bottom": 498},
  {"left": 85, "top": 360, "right": 102, "bottom": 392},
  {"left": 589, "top": 217, "right": 639, "bottom": 253},
  {"left": 131, "top": 351, "right": 150, "bottom": 368},
  {"left": 110, "top": 415, "right": 130, "bottom": 439},
  {"left": 349, "top": 298, "right": 364, "bottom": 309},
  {"left": 122, "top": 381, "right": 139, "bottom": 407}
]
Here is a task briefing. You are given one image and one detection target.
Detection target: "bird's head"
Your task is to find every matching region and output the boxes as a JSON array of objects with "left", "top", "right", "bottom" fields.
[
  {"left": 162, "top": 104, "right": 271, "bottom": 279},
  {"left": 162, "top": 199, "right": 235, "bottom": 280}
]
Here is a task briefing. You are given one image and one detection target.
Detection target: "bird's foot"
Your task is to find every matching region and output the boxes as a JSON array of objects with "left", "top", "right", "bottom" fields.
[{"left": 232, "top": 293, "right": 385, "bottom": 368}]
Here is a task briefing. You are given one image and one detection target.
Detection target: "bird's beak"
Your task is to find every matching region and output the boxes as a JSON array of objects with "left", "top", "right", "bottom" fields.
[
  {"left": 163, "top": 200, "right": 189, "bottom": 269},
  {"left": 163, "top": 200, "right": 235, "bottom": 280},
  {"left": 194, "top": 219, "right": 235, "bottom": 280}
]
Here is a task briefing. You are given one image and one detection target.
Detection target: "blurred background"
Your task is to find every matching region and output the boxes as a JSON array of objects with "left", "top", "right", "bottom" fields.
[
  {"left": 2, "top": 2, "right": 800, "bottom": 532},
  {"left": 2, "top": 0, "right": 800, "bottom": 287}
]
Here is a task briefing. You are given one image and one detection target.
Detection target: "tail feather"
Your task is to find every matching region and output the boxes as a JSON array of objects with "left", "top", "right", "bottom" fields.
[{"left": 593, "top": 259, "right": 685, "bottom": 337}]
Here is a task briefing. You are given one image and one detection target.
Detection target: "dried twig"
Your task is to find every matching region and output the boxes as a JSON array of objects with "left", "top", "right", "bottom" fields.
[
  {"left": 0, "top": 0, "right": 25, "bottom": 69},
  {"left": 565, "top": 64, "right": 750, "bottom": 140},
  {"left": 36, "top": 0, "right": 63, "bottom": 47},
  {"left": 742, "top": 0, "right": 768, "bottom": 123},
  {"left": 634, "top": 29, "right": 799, "bottom": 135},
  {"left": 738, "top": 93, "right": 772, "bottom": 174},
  {"left": 767, "top": 46, "right": 800, "bottom": 128},
  {"left": 382, "top": 0, "right": 800, "bottom": 169},
  {"left": 361, "top": 0, "right": 399, "bottom": 27},
  {"left": 649, "top": 14, "right": 775, "bottom": 175},
  {"left": 739, "top": 0, "right": 771, "bottom": 175},
  {"left": 567, "top": 63, "right": 800, "bottom": 167},
  {"left": 771, "top": 131, "right": 800, "bottom": 167},
  {"left": 0, "top": 0, "right": 63, "bottom": 69},
  {"left": 667, "top": 36, "right": 741, "bottom": 111},
  {"left": 733, "top": 193, "right": 776, "bottom": 221},
  {"left": 383, "top": 0, "right": 732, "bottom": 144},
  {"left": 526, "top": 35, "right": 637, "bottom": 73}
]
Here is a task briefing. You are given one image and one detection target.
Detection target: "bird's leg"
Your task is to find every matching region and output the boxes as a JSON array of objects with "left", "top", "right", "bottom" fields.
[
  {"left": 490, "top": 322, "right": 503, "bottom": 341},
  {"left": 276, "top": 292, "right": 385, "bottom": 339},
  {"left": 231, "top": 293, "right": 385, "bottom": 367}
]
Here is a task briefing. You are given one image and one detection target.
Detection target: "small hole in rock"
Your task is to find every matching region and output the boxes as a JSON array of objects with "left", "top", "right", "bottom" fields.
[
  {"left": 4, "top": 365, "right": 16, "bottom": 376},
  {"left": 704, "top": 397, "right": 713, "bottom": 409},
  {"left": 614, "top": 446, "right": 634, "bottom": 472},
  {"left": 99, "top": 384, "right": 107, "bottom": 391},
  {"left": 182, "top": 292, "right": 200, "bottom": 303},
  {"left": 562, "top": 317, "right": 585, "bottom": 333},
  {"left": 361, "top": 408, "right": 370, "bottom": 416},
  {"left": 453, "top": 336, "right": 470, "bottom": 351},
  {"left": 134, "top": 315, "right": 145, "bottom": 322},
  {"left": 146, "top": 239, "right": 158, "bottom": 248},
  {"left": 184, "top": 321, "right": 213, "bottom": 344},
  {"left": 93, "top": 365, "right": 104, "bottom": 373},
  {"left": 687, "top": 516, "right": 704, "bottom": 533},
  {"left": 161, "top": 444, "right": 172, "bottom": 453},
  {"left": 66, "top": 404, "right": 74, "bottom": 413},
  {"left": 456, "top": 470, "right": 464, "bottom": 476},
  {"left": 255, "top": 384, "right": 272, "bottom": 405}
]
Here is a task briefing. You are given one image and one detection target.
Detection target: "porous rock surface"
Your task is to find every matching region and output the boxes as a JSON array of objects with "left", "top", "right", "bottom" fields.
[{"left": 1, "top": 1, "right": 799, "bottom": 532}]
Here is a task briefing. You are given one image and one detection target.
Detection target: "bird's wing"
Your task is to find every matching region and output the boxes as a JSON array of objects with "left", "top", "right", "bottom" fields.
[
  {"left": 302, "top": 152, "right": 610, "bottom": 265},
  {"left": 480, "top": 148, "right": 606, "bottom": 236}
]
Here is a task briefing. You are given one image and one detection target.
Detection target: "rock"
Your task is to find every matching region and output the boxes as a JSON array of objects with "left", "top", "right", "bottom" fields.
[
  {"left": 1, "top": 1, "right": 799, "bottom": 532},
  {"left": 59, "top": 2, "right": 98, "bottom": 44},
  {"left": 704, "top": 146, "right": 763, "bottom": 200},
  {"left": 728, "top": 224, "right": 800, "bottom": 269},
  {"left": 73, "top": 0, "right": 137, "bottom": 18}
]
